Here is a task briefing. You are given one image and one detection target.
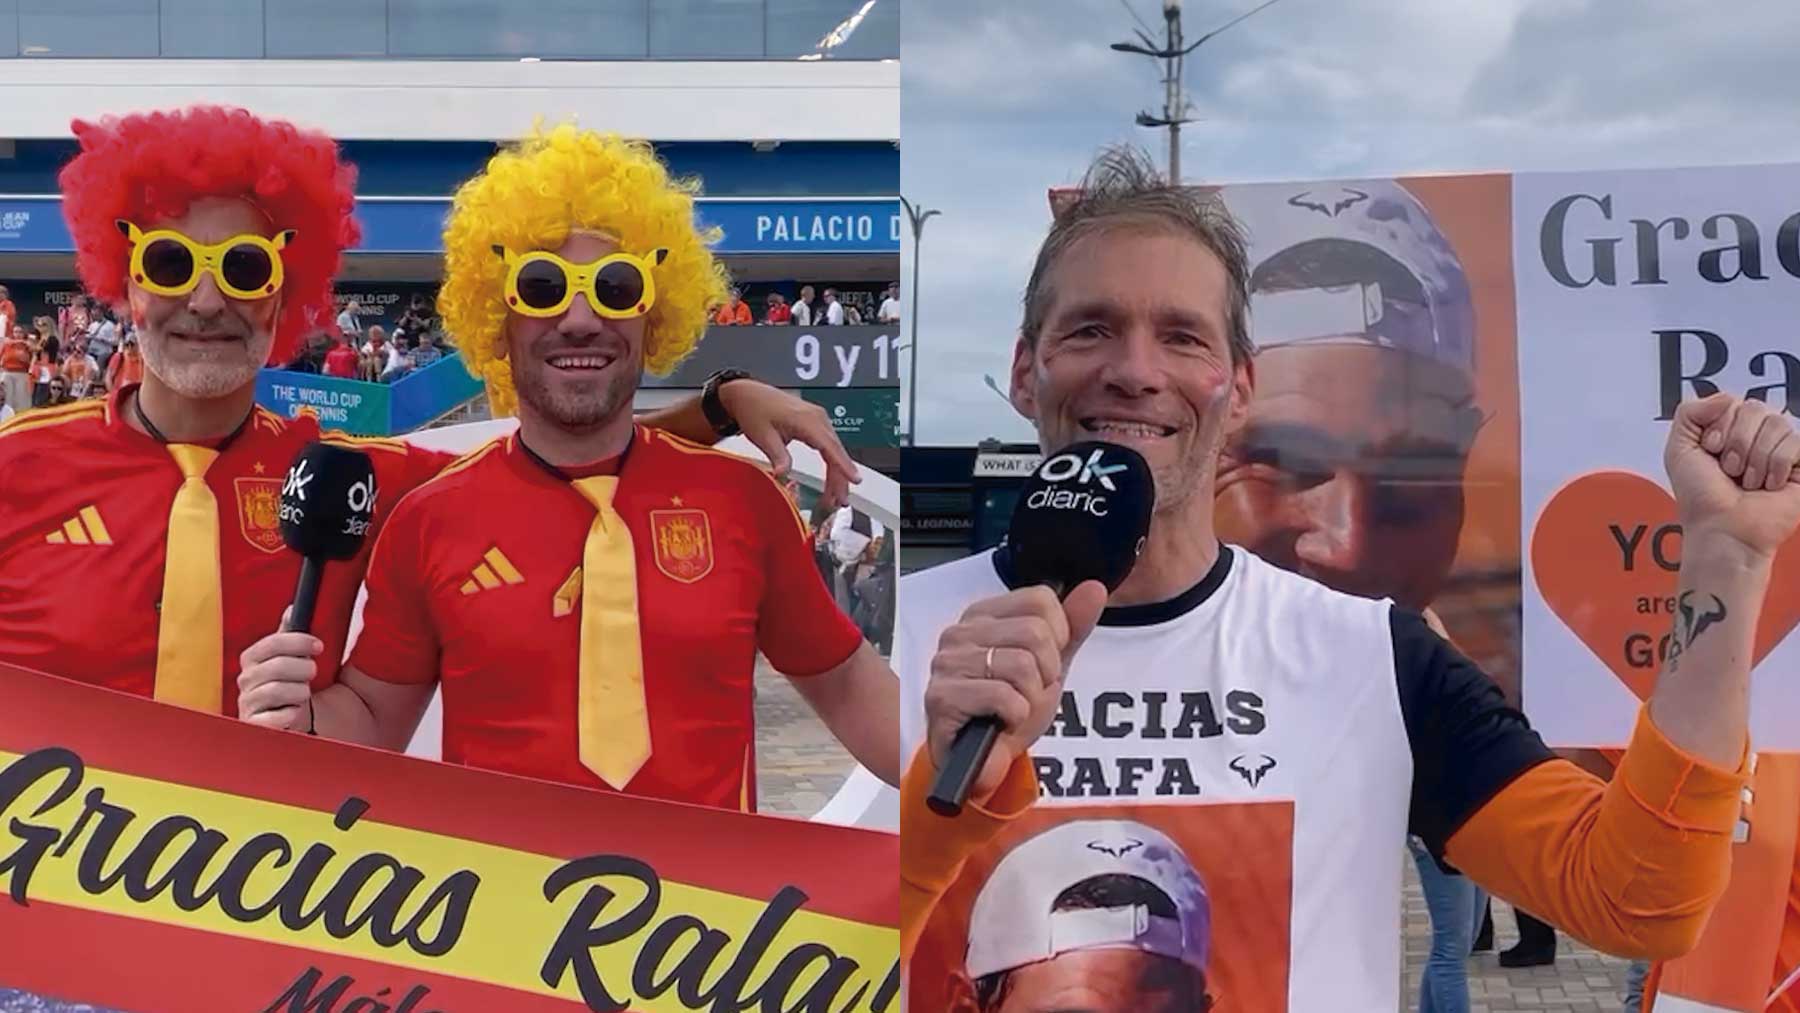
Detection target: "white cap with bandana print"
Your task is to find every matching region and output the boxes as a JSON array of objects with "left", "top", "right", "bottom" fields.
[{"left": 964, "top": 819, "right": 1211, "bottom": 981}]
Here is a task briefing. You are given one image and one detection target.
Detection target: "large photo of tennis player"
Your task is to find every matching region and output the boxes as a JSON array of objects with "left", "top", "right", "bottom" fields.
[{"left": 1204, "top": 173, "right": 1521, "bottom": 703}]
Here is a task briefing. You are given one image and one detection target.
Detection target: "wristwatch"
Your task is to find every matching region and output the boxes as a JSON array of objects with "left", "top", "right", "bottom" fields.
[{"left": 701, "top": 368, "right": 754, "bottom": 438}]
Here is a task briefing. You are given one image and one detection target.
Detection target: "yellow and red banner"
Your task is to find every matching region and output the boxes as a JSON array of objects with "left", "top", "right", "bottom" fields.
[{"left": 0, "top": 663, "right": 898, "bottom": 1012}]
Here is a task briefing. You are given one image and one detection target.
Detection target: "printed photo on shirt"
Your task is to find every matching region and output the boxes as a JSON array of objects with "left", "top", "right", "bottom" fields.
[{"left": 908, "top": 801, "right": 1294, "bottom": 1013}]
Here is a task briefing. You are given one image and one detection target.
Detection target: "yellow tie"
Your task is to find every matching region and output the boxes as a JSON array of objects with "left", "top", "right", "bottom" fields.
[
  {"left": 153, "top": 444, "right": 224, "bottom": 713},
  {"left": 571, "top": 476, "right": 651, "bottom": 789}
]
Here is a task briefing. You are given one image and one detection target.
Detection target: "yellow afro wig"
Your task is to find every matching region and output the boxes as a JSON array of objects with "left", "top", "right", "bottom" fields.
[{"left": 439, "top": 123, "right": 729, "bottom": 418}]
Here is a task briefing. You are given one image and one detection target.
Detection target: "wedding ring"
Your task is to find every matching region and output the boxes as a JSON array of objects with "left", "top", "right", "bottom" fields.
[{"left": 984, "top": 646, "right": 997, "bottom": 678}]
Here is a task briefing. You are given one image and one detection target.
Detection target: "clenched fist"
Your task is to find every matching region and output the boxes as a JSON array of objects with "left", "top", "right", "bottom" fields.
[
  {"left": 1667, "top": 394, "right": 1800, "bottom": 556},
  {"left": 923, "top": 581, "right": 1108, "bottom": 801}
]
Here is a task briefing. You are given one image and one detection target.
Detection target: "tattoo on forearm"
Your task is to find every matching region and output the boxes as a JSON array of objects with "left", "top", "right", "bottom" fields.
[
  {"left": 1680, "top": 590, "right": 1729, "bottom": 642},
  {"left": 1666, "top": 590, "right": 1729, "bottom": 672}
]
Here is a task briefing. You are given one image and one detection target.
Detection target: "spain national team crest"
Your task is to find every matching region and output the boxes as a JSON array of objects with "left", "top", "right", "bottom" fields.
[
  {"left": 233, "top": 477, "right": 285, "bottom": 555},
  {"left": 649, "top": 508, "right": 714, "bottom": 583}
]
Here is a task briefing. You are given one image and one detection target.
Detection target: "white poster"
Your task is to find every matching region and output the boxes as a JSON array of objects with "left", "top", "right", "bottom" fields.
[{"left": 1515, "top": 164, "right": 1800, "bottom": 747}]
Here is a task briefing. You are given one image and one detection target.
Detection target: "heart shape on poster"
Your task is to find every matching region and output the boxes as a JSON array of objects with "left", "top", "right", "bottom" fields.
[{"left": 1529, "top": 470, "right": 1800, "bottom": 701}]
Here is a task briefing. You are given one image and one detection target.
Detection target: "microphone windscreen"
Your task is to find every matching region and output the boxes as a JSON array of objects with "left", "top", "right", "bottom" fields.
[
  {"left": 279, "top": 441, "right": 377, "bottom": 561},
  {"left": 1007, "top": 441, "right": 1155, "bottom": 593}
]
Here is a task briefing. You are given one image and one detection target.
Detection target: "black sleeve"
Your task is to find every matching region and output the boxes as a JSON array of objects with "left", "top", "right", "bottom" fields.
[{"left": 1393, "top": 607, "right": 1555, "bottom": 860}]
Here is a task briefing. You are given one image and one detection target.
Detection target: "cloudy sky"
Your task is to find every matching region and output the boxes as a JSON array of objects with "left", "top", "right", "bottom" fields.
[{"left": 898, "top": 0, "right": 1800, "bottom": 444}]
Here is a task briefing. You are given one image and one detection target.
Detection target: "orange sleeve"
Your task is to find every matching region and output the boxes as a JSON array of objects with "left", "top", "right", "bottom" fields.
[
  {"left": 899, "top": 747, "right": 1038, "bottom": 963},
  {"left": 1444, "top": 705, "right": 1747, "bottom": 961}
]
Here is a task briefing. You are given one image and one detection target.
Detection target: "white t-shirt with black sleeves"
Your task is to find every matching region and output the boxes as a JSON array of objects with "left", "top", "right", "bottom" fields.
[{"left": 896, "top": 545, "right": 1552, "bottom": 1009}]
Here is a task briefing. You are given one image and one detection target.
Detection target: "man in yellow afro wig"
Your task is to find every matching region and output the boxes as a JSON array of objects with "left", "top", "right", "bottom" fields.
[
  {"left": 234, "top": 124, "right": 901, "bottom": 810},
  {"left": 441, "top": 125, "right": 727, "bottom": 420}
]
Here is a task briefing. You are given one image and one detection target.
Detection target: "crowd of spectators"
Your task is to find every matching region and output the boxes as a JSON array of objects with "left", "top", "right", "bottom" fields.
[
  {"left": 712, "top": 282, "right": 902, "bottom": 327},
  {"left": 807, "top": 498, "right": 894, "bottom": 655},
  {"left": 281, "top": 293, "right": 455, "bottom": 383},
  {"left": 0, "top": 288, "right": 146, "bottom": 419},
  {"left": 0, "top": 285, "right": 457, "bottom": 428},
  {"left": 0, "top": 277, "right": 897, "bottom": 418}
]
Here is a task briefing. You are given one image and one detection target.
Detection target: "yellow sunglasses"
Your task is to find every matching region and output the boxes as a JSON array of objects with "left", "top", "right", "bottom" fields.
[
  {"left": 493, "top": 245, "right": 668, "bottom": 320},
  {"left": 116, "top": 220, "right": 295, "bottom": 300}
]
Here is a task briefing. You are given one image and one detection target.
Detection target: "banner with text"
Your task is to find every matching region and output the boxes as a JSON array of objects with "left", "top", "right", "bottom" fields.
[
  {"left": 0, "top": 664, "right": 898, "bottom": 1013},
  {"left": 697, "top": 201, "right": 899, "bottom": 255},
  {"left": 256, "top": 370, "right": 392, "bottom": 436},
  {"left": 1514, "top": 164, "right": 1800, "bottom": 749},
  {"left": 1147, "top": 166, "right": 1800, "bottom": 751},
  {"left": 802, "top": 387, "right": 901, "bottom": 448},
  {"left": 642, "top": 325, "right": 903, "bottom": 390},
  {"left": 1513, "top": 164, "right": 1799, "bottom": 1012}
]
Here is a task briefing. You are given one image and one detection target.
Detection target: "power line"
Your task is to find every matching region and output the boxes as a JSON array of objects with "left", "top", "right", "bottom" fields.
[{"left": 1115, "top": 0, "right": 1156, "bottom": 39}]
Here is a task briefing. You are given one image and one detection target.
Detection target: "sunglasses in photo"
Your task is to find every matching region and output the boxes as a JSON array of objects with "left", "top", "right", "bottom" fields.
[
  {"left": 493, "top": 245, "right": 668, "bottom": 320},
  {"left": 116, "top": 220, "right": 295, "bottom": 301}
]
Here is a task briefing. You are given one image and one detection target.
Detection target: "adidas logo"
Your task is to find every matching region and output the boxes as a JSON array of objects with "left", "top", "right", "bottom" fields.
[
  {"left": 460, "top": 547, "right": 525, "bottom": 596},
  {"left": 45, "top": 506, "right": 112, "bottom": 546}
]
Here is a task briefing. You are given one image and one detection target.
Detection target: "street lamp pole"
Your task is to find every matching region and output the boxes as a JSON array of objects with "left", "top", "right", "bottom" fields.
[
  {"left": 1165, "top": 2, "right": 1183, "bottom": 184},
  {"left": 1112, "top": 0, "right": 1283, "bottom": 184},
  {"left": 900, "top": 196, "right": 940, "bottom": 447}
]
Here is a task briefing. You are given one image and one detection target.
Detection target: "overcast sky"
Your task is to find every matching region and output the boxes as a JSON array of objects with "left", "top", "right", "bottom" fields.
[{"left": 898, "top": 0, "right": 1800, "bottom": 444}]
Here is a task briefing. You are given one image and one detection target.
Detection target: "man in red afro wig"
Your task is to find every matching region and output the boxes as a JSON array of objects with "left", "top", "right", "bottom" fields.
[
  {"left": 0, "top": 105, "right": 451, "bottom": 722},
  {"left": 61, "top": 104, "right": 358, "bottom": 376},
  {"left": 0, "top": 104, "right": 865, "bottom": 731}
]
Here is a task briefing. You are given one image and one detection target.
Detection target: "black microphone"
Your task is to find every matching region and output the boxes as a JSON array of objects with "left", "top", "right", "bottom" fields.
[
  {"left": 927, "top": 441, "right": 1154, "bottom": 816},
  {"left": 279, "top": 441, "right": 378, "bottom": 635}
]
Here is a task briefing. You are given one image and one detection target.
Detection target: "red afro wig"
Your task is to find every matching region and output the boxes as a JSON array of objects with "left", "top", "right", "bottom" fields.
[{"left": 58, "top": 105, "right": 360, "bottom": 364}]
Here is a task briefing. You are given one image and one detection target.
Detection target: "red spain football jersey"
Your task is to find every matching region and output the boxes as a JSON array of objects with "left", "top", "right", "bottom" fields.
[
  {"left": 349, "top": 425, "right": 863, "bottom": 811},
  {"left": 0, "top": 386, "right": 452, "bottom": 710}
]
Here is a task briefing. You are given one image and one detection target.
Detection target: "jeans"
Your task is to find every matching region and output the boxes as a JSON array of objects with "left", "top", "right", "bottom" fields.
[
  {"left": 1409, "top": 836, "right": 1486, "bottom": 1013},
  {"left": 1623, "top": 960, "right": 1650, "bottom": 1013}
]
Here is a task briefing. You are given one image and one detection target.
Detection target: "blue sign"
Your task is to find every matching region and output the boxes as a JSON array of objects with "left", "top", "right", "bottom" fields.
[
  {"left": 0, "top": 197, "right": 899, "bottom": 256},
  {"left": 353, "top": 200, "right": 453, "bottom": 255},
  {"left": 699, "top": 201, "right": 900, "bottom": 255},
  {"left": 0, "top": 198, "right": 71, "bottom": 253},
  {"left": 389, "top": 354, "right": 485, "bottom": 432},
  {"left": 256, "top": 371, "right": 392, "bottom": 436},
  {"left": 256, "top": 354, "right": 483, "bottom": 436},
  {"left": 308, "top": 198, "right": 903, "bottom": 255}
]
